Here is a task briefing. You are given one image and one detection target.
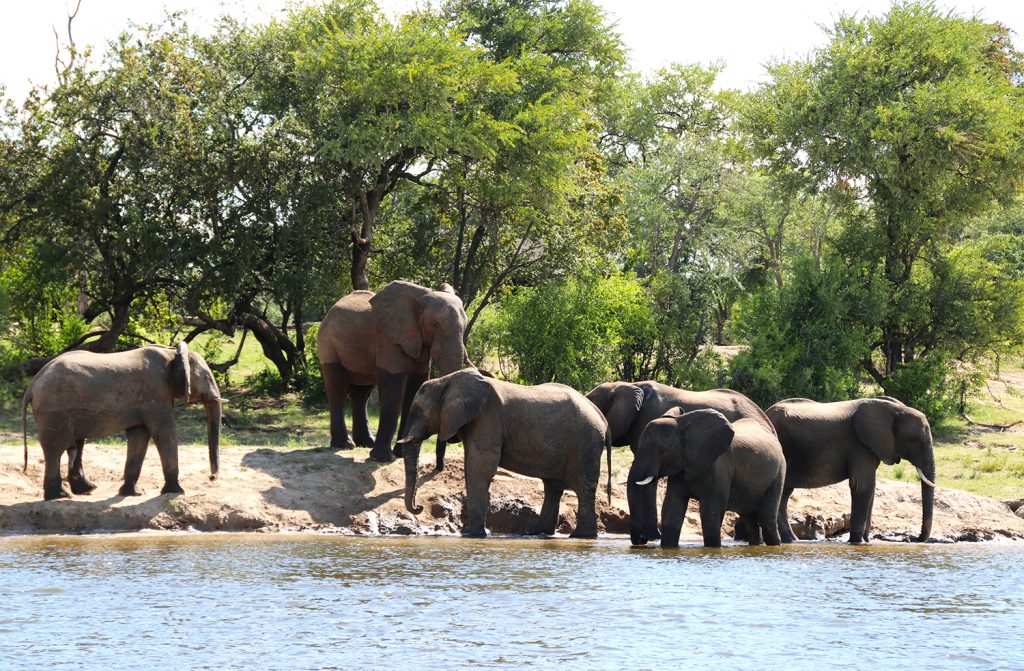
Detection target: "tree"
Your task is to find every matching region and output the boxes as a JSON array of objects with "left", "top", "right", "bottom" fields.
[
  {"left": 745, "top": 1, "right": 1024, "bottom": 395},
  {"left": 269, "top": 0, "right": 521, "bottom": 291}
]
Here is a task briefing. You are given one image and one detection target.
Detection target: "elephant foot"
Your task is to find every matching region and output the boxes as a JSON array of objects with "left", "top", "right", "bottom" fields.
[
  {"left": 161, "top": 482, "right": 185, "bottom": 495},
  {"left": 44, "top": 483, "right": 72, "bottom": 501},
  {"left": 392, "top": 444, "right": 404, "bottom": 459},
  {"left": 526, "top": 523, "right": 556, "bottom": 536},
  {"left": 368, "top": 448, "right": 396, "bottom": 464},
  {"left": 69, "top": 477, "right": 97, "bottom": 495},
  {"left": 352, "top": 434, "right": 375, "bottom": 448},
  {"left": 568, "top": 528, "right": 597, "bottom": 539},
  {"left": 118, "top": 483, "right": 143, "bottom": 497},
  {"left": 331, "top": 438, "right": 356, "bottom": 450},
  {"left": 461, "top": 527, "right": 487, "bottom": 538},
  {"left": 642, "top": 526, "right": 662, "bottom": 541}
]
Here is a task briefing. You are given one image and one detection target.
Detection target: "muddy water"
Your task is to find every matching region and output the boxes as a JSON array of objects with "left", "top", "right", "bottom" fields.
[{"left": 0, "top": 535, "right": 1021, "bottom": 670}]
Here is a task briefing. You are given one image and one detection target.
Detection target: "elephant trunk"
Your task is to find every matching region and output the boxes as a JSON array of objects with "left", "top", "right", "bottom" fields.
[
  {"left": 205, "top": 399, "right": 221, "bottom": 480},
  {"left": 432, "top": 340, "right": 468, "bottom": 376},
  {"left": 404, "top": 439, "right": 424, "bottom": 514},
  {"left": 915, "top": 452, "right": 935, "bottom": 543},
  {"left": 627, "top": 461, "right": 658, "bottom": 545}
]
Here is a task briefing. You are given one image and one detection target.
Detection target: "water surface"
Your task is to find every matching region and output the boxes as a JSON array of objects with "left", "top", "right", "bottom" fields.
[{"left": 0, "top": 534, "right": 1020, "bottom": 670}]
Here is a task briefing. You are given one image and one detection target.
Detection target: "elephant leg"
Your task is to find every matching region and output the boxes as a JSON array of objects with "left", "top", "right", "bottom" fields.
[
  {"left": 659, "top": 476, "right": 689, "bottom": 548},
  {"left": 152, "top": 423, "right": 184, "bottom": 496},
  {"left": 435, "top": 438, "right": 447, "bottom": 472},
  {"left": 41, "top": 435, "right": 70, "bottom": 501},
  {"left": 394, "top": 370, "right": 428, "bottom": 458},
  {"left": 119, "top": 427, "right": 151, "bottom": 497},
  {"left": 462, "top": 440, "right": 500, "bottom": 538},
  {"left": 67, "top": 438, "right": 97, "bottom": 495},
  {"left": 528, "top": 479, "right": 564, "bottom": 536},
  {"left": 738, "top": 512, "right": 763, "bottom": 546},
  {"left": 369, "top": 371, "right": 405, "bottom": 463},
  {"left": 570, "top": 475, "right": 599, "bottom": 540},
  {"left": 322, "top": 362, "right": 355, "bottom": 449},
  {"left": 349, "top": 384, "right": 375, "bottom": 447},
  {"left": 848, "top": 472, "right": 877, "bottom": 544},
  {"left": 699, "top": 501, "right": 726, "bottom": 548},
  {"left": 778, "top": 486, "right": 797, "bottom": 543},
  {"left": 757, "top": 474, "right": 784, "bottom": 546}
]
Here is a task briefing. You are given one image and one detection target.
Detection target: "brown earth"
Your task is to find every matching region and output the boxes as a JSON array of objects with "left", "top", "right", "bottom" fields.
[{"left": 2, "top": 442, "right": 1023, "bottom": 542}]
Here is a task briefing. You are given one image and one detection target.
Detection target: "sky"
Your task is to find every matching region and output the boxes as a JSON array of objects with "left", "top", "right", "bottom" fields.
[{"left": 2, "top": 0, "right": 1024, "bottom": 102}]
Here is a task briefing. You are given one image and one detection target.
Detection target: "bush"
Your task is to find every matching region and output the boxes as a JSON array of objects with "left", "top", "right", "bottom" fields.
[
  {"left": 491, "top": 273, "right": 657, "bottom": 391},
  {"left": 729, "top": 256, "right": 881, "bottom": 407}
]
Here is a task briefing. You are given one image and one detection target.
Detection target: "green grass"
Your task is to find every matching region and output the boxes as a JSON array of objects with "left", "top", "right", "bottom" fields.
[{"left": 878, "top": 358, "right": 1024, "bottom": 501}]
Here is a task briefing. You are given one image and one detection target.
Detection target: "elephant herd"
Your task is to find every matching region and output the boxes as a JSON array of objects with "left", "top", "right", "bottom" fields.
[{"left": 20, "top": 280, "right": 936, "bottom": 546}]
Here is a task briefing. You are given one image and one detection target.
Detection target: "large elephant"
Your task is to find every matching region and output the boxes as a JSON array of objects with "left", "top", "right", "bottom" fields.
[
  {"left": 397, "top": 368, "right": 611, "bottom": 538},
  {"left": 21, "top": 343, "right": 221, "bottom": 501},
  {"left": 587, "top": 380, "right": 774, "bottom": 540},
  {"left": 628, "top": 408, "right": 786, "bottom": 548},
  {"left": 317, "top": 281, "right": 473, "bottom": 463},
  {"left": 766, "top": 397, "right": 935, "bottom": 544}
]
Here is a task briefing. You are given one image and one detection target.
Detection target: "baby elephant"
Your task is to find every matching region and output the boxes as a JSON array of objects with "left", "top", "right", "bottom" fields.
[
  {"left": 397, "top": 368, "right": 611, "bottom": 538},
  {"left": 22, "top": 343, "right": 222, "bottom": 500},
  {"left": 628, "top": 408, "right": 786, "bottom": 548}
]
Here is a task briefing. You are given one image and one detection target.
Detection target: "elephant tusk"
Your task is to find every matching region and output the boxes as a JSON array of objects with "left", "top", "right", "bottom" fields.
[
  {"left": 916, "top": 467, "right": 936, "bottom": 488},
  {"left": 634, "top": 476, "right": 654, "bottom": 486}
]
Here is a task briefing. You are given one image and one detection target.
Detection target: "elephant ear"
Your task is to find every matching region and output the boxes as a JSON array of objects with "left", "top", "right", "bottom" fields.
[
  {"left": 853, "top": 399, "right": 900, "bottom": 465},
  {"left": 604, "top": 383, "right": 645, "bottom": 442},
  {"left": 678, "top": 409, "right": 734, "bottom": 480},
  {"left": 174, "top": 342, "right": 191, "bottom": 402},
  {"left": 439, "top": 370, "right": 492, "bottom": 442},
  {"left": 370, "top": 281, "right": 429, "bottom": 360}
]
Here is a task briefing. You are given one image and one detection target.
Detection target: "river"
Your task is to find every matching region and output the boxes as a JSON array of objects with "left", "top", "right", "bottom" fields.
[{"left": 0, "top": 534, "right": 1021, "bottom": 670}]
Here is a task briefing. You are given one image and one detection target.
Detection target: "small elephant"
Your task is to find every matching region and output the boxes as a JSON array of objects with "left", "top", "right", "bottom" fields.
[
  {"left": 767, "top": 397, "right": 935, "bottom": 544},
  {"left": 317, "top": 281, "right": 473, "bottom": 463},
  {"left": 22, "top": 343, "right": 222, "bottom": 501},
  {"left": 587, "top": 380, "right": 774, "bottom": 540},
  {"left": 398, "top": 368, "right": 611, "bottom": 538},
  {"left": 628, "top": 408, "right": 786, "bottom": 548}
]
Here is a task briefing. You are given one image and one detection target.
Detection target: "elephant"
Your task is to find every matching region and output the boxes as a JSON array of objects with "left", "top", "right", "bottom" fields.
[
  {"left": 766, "top": 397, "right": 935, "bottom": 544},
  {"left": 627, "top": 408, "right": 786, "bottom": 548},
  {"left": 397, "top": 368, "right": 611, "bottom": 539},
  {"left": 21, "top": 342, "right": 222, "bottom": 501},
  {"left": 587, "top": 380, "right": 775, "bottom": 540},
  {"left": 317, "top": 280, "right": 473, "bottom": 464}
]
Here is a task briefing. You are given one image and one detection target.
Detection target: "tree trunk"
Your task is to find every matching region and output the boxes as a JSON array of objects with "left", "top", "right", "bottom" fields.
[{"left": 238, "top": 311, "right": 299, "bottom": 382}]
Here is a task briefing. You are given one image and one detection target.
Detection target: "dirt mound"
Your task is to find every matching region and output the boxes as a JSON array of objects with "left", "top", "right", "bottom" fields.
[{"left": 2, "top": 442, "right": 1022, "bottom": 542}]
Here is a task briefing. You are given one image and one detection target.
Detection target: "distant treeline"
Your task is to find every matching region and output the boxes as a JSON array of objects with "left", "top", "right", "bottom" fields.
[{"left": 2, "top": 0, "right": 1023, "bottom": 419}]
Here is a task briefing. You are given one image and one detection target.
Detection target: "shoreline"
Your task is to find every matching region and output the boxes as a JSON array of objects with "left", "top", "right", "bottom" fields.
[{"left": 3, "top": 443, "right": 1023, "bottom": 542}]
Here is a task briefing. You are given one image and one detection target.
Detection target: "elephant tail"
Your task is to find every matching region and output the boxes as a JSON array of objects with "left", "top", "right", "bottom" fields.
[
  {"left": 21, "top": 386, "right": 31, "bottom": 473},
  {"left": 605, "top": 428, "right": 612, "bottom": 505}
]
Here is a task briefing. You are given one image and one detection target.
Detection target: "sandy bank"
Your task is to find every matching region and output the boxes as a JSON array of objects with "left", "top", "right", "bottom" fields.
[{"left": 2, "top": 443, "right": 1022, "bottom": 542}]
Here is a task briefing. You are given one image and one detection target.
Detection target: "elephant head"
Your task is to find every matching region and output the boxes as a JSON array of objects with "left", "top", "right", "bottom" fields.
[
  {"left": 586, "top": 382, "right": 644, "bottom": 446},
  {"left": 397, "top": 368, "right": 492, "bottom": 514},
  {"left": 173, "top": 342, "right": 221, "bottom": 480},
  {"left": 627, "top": 408, "right": 734, "bottom": 545},
  {"left": 853, "top": 398, "right": 935, "bottom": 542},
  {"left": 370, "top": 281, "right": 471, "bottom": 375}
]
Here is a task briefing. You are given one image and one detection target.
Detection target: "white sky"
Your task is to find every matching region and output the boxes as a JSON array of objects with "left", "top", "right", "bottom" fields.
[{"left": 2, "top": 0, "right": 1024, "bottom": 102}]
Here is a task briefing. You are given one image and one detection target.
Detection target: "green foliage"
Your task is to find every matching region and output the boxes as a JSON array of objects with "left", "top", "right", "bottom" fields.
[
  {"left": 301, "top": 324, "right": 327, "bottom": 406},
  {"left": 492, "top": 273, "right": 656, "bottom": 391},
  {"left": 729, "top": 257, "right": 882, "bottom": 407}
]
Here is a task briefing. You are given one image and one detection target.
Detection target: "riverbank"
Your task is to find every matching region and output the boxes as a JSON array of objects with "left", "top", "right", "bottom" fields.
[{"left": 2, "top": 442, "right": 1022, "bottom": 541}]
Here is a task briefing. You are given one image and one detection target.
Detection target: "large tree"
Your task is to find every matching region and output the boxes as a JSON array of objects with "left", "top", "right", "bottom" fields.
[{"left": 745, "top": 1, "right": 1024, "bottom": 391}]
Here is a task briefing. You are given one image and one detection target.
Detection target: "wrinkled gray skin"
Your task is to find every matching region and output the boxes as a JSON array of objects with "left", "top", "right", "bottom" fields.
[
  {"left": 587, "top": 381, "right": 775, "bottom": 540},
  {"left": 399, "top": 369, "right": 611, "bottom": 538},
  {"left": 317, "top": 281, "right": 472, "bottom": 464},
  {"left": 628, "top": 408, "right": 786, "bottom": 548},
  {"left": 767, "top": 397, "right": 935, "bottom": 544},
  {"left": 22, "top": 343, "right": 221, "bottom": 501}
]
